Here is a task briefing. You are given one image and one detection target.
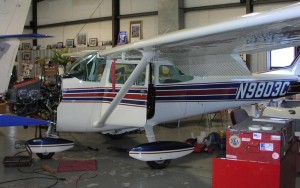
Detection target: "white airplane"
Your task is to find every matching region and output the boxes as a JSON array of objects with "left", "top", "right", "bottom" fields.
[
  {"left": 2, "top": 0, "right": 300, "bottom": 169},
  {"left": 54, "top": 3, "right": 300, "bottom": 168}
]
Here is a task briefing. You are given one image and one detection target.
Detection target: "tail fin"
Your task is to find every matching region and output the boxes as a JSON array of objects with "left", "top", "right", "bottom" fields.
[{"left": 0, "top": 0, "right": 31, "bottom": 94}]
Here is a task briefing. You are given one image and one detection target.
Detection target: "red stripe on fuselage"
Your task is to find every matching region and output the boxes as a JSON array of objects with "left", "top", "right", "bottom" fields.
[{"left": 156, "top": 88, "right": 237, "bottom": 96}]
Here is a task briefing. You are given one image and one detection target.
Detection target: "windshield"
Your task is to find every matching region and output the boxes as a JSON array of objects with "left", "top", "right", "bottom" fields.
[{"left": 66, "top": 52, "right": 106, "bottom": 82}]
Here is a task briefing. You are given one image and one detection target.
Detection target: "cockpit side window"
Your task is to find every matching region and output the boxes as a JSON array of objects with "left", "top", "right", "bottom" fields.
[
  {"left": 67, "top": 53, "right": 106, "bottom": 82},
  {"left": 109, "top": 63, "right": 146, "bottom": 86},
  {"left": 159, "top": 65, "right": 193, "bottom": 83}
]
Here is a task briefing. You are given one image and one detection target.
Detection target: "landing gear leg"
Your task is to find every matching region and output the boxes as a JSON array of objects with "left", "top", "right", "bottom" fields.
[
  {"left": 145, "top": 124, "right": 156, "bottom": 142},
  {"left": 144, "top": 124, "right": 172, "bottom": 169},
  {"left": 34, "top": 124, "right": 57, "bottom": 159},
  {"left": 46, "top": 123, "right": 59, "bottom": 138}
]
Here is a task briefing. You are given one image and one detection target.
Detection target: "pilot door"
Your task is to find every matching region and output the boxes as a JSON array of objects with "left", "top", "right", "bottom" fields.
[
  {"left": 99, "top": 60, "right": 149, "bottom": 128},
  {"left": 57, "top": 53, "right": 107, "bottom": 132}
]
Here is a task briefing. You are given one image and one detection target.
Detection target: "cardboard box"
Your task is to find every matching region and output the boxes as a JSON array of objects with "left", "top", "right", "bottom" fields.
[
  {"left": 44, "top": 67, "right": 58, "bottom": 76},
  {"left": 0, "top": 103, "right": 6, "bottom": 114}
]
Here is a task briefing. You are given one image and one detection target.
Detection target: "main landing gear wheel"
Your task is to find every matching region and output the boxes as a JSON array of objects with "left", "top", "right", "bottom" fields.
[
  {"left": 146, "top": 160, "right": 171, "bottom": 169},
  {"left": 36, "top": 152, "right": 55, "bottom": 159}
]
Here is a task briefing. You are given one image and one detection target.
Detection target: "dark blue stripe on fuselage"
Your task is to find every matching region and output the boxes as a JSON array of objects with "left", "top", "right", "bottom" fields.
[
  {"left": 62, "top": 97, "right": 146, "bottom": 106},
  {"left": 156, "top": 80, "right": 296, "bottom": 101}
]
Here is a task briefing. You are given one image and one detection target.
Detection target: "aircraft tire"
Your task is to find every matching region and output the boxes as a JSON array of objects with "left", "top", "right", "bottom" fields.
[
  {"left": 146, "top": 160, "right": 171, "bottom": 169},
  {"left": 36, "top": 152, "right": 55, "bottom": 159}
]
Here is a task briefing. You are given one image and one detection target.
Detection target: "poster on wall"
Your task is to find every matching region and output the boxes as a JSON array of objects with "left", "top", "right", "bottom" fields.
[
  {"left": 66, "top": 39, "right": 74, "bottom": 48},
  {"left": 117, "top": 31, "right": 127, "bottom": 45},
  {"left": 57, "top": 42, "right": 63, "bottom": 49},
  {"left": 22, "top": 52, "right": 31, "bottom": 60},
  {"left": 130, "top": 21, "right": 142, "bottom": 43},
  {"left": 21, "top": 63, "right": 33, "bottom": 79},
  {"left": 89, "top": 38, "right": 98, "bottom": 47},
  {"left": 77, "top": 33, "right": 87, "bottom": 46},
  {"left": 22, "top": 43, "right": 31, "bottom": 50}
]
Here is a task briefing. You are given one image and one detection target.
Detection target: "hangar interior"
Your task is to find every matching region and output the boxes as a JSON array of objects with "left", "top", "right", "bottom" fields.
[{"left": 1, "top": 0, "right": 300, "bottom": 187}]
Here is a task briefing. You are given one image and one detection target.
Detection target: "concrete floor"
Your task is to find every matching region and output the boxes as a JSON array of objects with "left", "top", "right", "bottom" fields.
[{"left": 0, "top": 115, "right": 299, "bottom": 188}]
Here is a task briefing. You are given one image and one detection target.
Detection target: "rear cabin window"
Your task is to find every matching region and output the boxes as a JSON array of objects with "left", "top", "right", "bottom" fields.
[
  {"left": 159, "top": 65, "right": 193, "bottom": 83},
  {"left": 109, "top": 64, "right": 146, "bottom": 86},
  {"left": 270, "top": 47, "right": 295, "bottom": 68}
]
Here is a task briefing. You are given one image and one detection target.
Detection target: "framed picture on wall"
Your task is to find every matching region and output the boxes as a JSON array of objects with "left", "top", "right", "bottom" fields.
[
  {"left": 66, "top": 39, "right": 74, "bottom": 48},
  {"left": 22, "top": 43, "right": 31, "bottom": 50},
  {"left": 89, "top": 38, "right": 98, "bottom": 47},
  {"left": 77, "top": 33, "right": 87, "bottom": 46},
  {"left": 22, "top": 52, "right": 31, "bottom": 60},
  {"left": 117, "top": 31, "right": 127, "bottom": 45},
  {"left": 102, "top": 41, "right": 112, "bottom": 46},
  {"left": 57, "top": 42, "right": 63, "bottom": 49},
  {"left": 130, "top": 20, "right": 142, "bottom": 43}
]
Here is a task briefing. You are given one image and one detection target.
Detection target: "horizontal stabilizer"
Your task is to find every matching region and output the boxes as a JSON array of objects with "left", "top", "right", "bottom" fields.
[{"left": 0, "top": 114, "right": 51, "bottom": 127}]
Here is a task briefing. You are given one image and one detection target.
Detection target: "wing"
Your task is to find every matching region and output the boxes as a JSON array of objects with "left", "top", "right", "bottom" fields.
[
  {"left": 99, "top": 3, "right": 300, "bottom": 76},
  {"left": 101, "top": 3, "right": 300, "bottom": 57},
  {"left": 0, "top": 114, "right": 51, "bottom": 127}
]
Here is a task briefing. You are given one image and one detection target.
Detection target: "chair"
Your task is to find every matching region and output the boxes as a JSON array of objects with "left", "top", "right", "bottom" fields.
[{"left": 230, "top": 108, "right": 249, "bottom": 125}]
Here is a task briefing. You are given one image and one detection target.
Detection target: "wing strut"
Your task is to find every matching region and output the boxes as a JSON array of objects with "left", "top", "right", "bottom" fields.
[{"left": 93, "top": 50, "right": 155, "bottom": 127}]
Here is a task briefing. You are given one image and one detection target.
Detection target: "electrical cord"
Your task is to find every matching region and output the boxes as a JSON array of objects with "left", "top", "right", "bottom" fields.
[
  {"left": 0, "top": 167, "right": 65, "bottom": 188},
  {"left": 20, "top": 167, "right": 61, "bottom": 188},
  {"left": 13, "top": 150, "right": 28, "bottom": 156},
  {"left": 75, "top": 172, "right": 98, "bottom": 188},
  {"left": 0, "top": 177, "right": 60, "bottom": 187},
  {"left": 72, "top": 143, "right": 99, "bottom": 152}
]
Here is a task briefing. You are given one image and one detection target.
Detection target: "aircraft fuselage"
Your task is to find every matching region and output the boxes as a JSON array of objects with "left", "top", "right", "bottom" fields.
[{"left": 56, "top": 52, "right": 299, "bottom": 134}]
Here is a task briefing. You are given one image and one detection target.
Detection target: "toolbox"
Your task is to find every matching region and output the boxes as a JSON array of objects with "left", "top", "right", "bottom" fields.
[{"left": 226, "top": 117, "right": 294, "bottom": 164}]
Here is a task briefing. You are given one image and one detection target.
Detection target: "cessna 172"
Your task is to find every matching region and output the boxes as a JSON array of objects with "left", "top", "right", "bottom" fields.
[
  {"left": 2, "top": 0, "right": 300, "bottom": 168},
  {"left": 54, "top": 2, "right": 300, "bottom": 168}
]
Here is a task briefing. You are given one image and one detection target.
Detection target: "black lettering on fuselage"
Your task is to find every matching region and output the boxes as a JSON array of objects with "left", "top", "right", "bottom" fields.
[{"left": 236, "top": 81, "right": 290, "bottom": 99}]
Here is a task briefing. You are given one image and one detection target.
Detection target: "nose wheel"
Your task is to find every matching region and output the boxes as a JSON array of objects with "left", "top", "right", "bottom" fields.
[{"left": 27, "top": 124, "right": 74, "bottom": 159}]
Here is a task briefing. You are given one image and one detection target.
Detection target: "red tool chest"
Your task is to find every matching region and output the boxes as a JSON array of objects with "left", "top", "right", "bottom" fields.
[
  {"left": 213, "top": 141, "right": 298, "bottom": 188},
  {"left": 226, "top": 117, "right": 294, "bottom": 164}
]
